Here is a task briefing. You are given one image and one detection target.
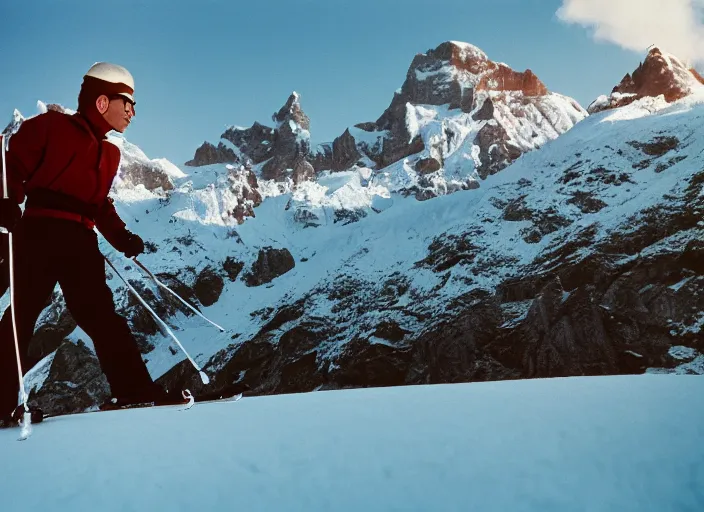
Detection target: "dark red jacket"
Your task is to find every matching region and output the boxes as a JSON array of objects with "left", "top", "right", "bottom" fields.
[{"left": 1, "top": 110, "right": 128, "bottom": 246}]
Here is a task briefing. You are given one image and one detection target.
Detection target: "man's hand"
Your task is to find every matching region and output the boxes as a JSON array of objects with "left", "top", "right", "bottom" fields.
[
  {"left": 0, "top": 199, "right": 22, "bottom": 232},
  {"left": 122, "top": 232, "right": 145, "bottom": 258},
  {"left": 113, "top": 230, "right": 145, "bottom": 258}
]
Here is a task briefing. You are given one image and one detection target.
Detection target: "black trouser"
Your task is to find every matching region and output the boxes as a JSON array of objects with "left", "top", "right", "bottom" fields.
[{"left": 0, "top": 217, "right": 158, "bottom": 415}]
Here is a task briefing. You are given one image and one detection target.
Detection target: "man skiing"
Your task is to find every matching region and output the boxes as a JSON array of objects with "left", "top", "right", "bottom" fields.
[{"left": 0, "top": 62, "right": 173, "bottom": 427}]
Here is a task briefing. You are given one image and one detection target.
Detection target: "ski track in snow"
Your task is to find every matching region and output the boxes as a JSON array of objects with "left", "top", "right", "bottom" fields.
[{"left": 2, "top": 375, "right": 703, "bottom": 511}]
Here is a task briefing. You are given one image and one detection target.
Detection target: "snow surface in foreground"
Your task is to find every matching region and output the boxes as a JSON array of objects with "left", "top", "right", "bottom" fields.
[{"left": 1, "top": 376, "right": 703, "bottom": 511}]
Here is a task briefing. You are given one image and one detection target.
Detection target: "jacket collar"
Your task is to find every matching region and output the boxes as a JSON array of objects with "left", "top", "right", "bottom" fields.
[{"left": 73, "top": 110, "right": 112, "bottom": 140}]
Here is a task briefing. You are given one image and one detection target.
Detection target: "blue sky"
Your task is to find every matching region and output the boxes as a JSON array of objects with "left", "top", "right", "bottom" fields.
[{"left": 2, "top": 0, "right": 646, "bottom": 166}]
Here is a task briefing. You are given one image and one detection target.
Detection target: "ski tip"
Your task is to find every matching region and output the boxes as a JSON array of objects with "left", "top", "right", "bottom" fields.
[
  {"left": 181, "top": 391, "right": 195, "bottom": 411},
  {"left": 17, "top": 411, "right": 33, "bottom": 441},
  {"left": 199, "top": 371, "right": 211, "bottom": 385}
]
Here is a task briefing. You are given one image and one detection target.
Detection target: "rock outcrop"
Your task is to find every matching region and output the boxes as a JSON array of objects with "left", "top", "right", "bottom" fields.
[
  {"left": 184, "top": 142, "right": 238, "bottom": 167},
  {"left": 588, "top": 48, "right": 704, "bottom": 113},
  {"left": 226, "top": 164, "right": 263, "bottom": 224},
  {"left": 30, "top": 340, "right": 110, "bottom": 416},
  {"left": 356, "top": 41, "right": 583, "bottom": 179},
  {"left": 260, "top": 93, "right": 312, "bottom": 182},
  {"left": 185, "top": 41, "right": 584, "bottom": 203},
  {"left": 186, "top": 93, "right": 313, "bottom": 185},
  {"left": 243, "top": 247, "right": 296, "bottom": 287},
  {"left": 119, "top": 160, "right": 175, "bottom": 191}
]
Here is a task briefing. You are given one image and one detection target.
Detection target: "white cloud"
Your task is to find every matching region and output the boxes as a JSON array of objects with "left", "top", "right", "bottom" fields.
[{"left": 557, "top": 0, "right": 704, "bottom": 64}]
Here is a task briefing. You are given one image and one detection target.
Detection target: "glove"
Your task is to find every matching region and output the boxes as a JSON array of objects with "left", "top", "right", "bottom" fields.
[
  {"left": 0, "top": 199, "right": 22, "bottom": 232},
  {"left": 115, "top": 231, "right": 145, "bottom": 258}
]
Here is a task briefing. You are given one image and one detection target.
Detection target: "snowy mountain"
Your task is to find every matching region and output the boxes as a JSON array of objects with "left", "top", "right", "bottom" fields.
[
  {"left": 2, "top": 108, "right": 23, "bottom": 137},
  {"left": 4, "top": 43, "right": 703, "bottom": 416},
  {"left": 3, "top": 376, "right": 704, "bottom": 511},
  {"left": 188, "top": 41, "right": 586, "bottom": 202}
]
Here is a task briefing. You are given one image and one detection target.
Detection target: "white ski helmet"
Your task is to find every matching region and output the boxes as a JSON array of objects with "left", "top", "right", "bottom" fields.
[{"left": 84, "top": 62, "right": 135, "bottom": 104}]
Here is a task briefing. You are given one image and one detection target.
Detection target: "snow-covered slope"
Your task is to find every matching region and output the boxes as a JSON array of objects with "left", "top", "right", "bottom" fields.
[{"left": 3, "top": 376, "right": 703, "bottom": 511}]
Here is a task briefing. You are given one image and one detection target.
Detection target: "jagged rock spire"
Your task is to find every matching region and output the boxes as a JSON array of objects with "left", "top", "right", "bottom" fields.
[{"left": 589, "top": 47, "right": 704, "bottom": 114}]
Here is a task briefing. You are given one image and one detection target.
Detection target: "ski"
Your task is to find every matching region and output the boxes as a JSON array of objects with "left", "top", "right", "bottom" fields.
[{"left": 41, "top": 384, "right": 248, "bottom": 420}]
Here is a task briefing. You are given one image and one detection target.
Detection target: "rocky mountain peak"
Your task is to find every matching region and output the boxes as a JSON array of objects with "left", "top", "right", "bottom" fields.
[
  {"left": 261, "top": 92, "right": 313, "bottom": 182},
  {"left": 186, "top": 42, "right": 583, "bottom": 201},
  {"left": 3, "top": 109, "right": 24, "bottom": 134},
  {"left": 351, "top": 40, "right": 583, "bottom": 186},
  {"left": 273, "top": 91, "right": 310, "bottom": 131},
  {"left": 186, "top": 92, "right": 313, "bottom": 183},
  {"left": 391, "top": 40, "right": 549, "bottom": 117},
  {"left": 429, "top": 40, "right": 490, "bottom": 74},
  {"left": 589, "top": 47, "right": 704, "bottom": 113}
]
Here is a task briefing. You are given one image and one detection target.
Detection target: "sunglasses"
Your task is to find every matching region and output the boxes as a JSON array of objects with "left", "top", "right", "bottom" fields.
[{"left": 109, "top": 95, "right": 136, "bottom": 116}]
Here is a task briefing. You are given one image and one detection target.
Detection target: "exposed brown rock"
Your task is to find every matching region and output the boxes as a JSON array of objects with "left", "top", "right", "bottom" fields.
[
  {"left": 476, "top": 66, "right": 547, "bottom": 96},
  {"left": 120, "top": 161, "right": 175, "bottom": 191},
  {"left": 244, "top": 247, "right": 296, "bottom": 287},
  {"left": 260, "top": 93, "right": 312, "bottom": 181},
  {"left": 291, "top": 157, "right": 316, "bottom": 184},
  {"left": 194, "top": 266, "right": 224, "bottom": 307},
  {"left": 330, "top": 129, "right": 363, "bottom": 171},
  {"left": 689, "top": 68, "right": 704, "bottom": 85},
  {"left": 29, "top": 340, "right": 110, "bottom": 416},
  {"left": 567, "top": 191, "right": 608, "bottom": 214},
  {"left": 309, "top": 143, "right": 334, "bottom": 172},
  {"left": 415, "top": 232, "right": 480, "bottom": 273},
  {"left": 274, "top": 92, "right": 310, "bottom": 130},
  {"left": 628, "top": 136, "right": 679, "bottom": 156},
  {"left": 373, "top": 320, "right": 410, "bottom": 342},
  {"left": 474, "top": 121, "right": 522, "bottom": 178},
  {"left": 392, "top": 41, "right": 548, "bottom": 113},
  {"left": 278, "top": 351, "right": 322, "bottom": 392},
  {"left": 616, "top": 48, "right": 696, "bottom": 101},
  {"left": 333, "top": 337, "right": 413, "bottom": 388},
  {"left": 27, "top": 292, "right": 76, "bottom": 365},
  {"left": 222, "top": 257, "right": 245, "bottom": 281},
  {"left": 415, "top": 157, "right": 442, "bottom": 174},
  {"left": 227, "top": 165, "right": 262, "bottom": 224},
  {"left": 472, "top": 97, "right": 495, "bottom": 121},
  {"left": 293, "top": 207, "right": 321, "bottom": 227},
  {"left": 222, "top": 122, "right": 275, "bottom": 164},
  {"left": 589, "top": 48, "right": 704, "bottom": 113},
  {"left": 185, "top": 141, "right": 238, "bottom": 167},
  {"left": 188, "top": 93, "right": 313, "bottom": 179},
  {"left": 46, "top": 104, "right": 69, "bottom": 113},
  {"left": 381, "top": 135, "right": 425, "bottom": 168},
  {"left": 397, "top": 42, "right": 567, "bottom": 178},
  {"left": 325, "top": 41, "right": 572, "bottom": 183}
]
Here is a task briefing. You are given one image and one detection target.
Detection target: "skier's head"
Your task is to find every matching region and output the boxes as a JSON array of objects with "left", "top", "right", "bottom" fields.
[{"left": 77, "top": 62, "right": 136, "bottom": 134}]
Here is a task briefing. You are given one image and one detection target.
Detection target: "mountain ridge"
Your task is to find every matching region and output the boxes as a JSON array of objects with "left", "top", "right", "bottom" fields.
[{"left": 186, "top": 40, "right": 586, "bottom": 205}]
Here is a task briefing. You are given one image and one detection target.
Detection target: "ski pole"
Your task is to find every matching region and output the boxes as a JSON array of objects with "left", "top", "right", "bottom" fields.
[
  {"left": 1, "top": 131, "right": 32, "bottom": 440},
  {"left": 132, "top": 257, "right": 225, "bottom": 332},
  {"left": 104, "top": 256, "right": 210, "bottom": 385}
]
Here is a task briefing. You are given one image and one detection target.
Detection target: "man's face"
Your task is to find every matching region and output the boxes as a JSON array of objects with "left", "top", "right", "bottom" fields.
[{"left": 97, "top": 95, "right": 135, "bottom": 133}]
